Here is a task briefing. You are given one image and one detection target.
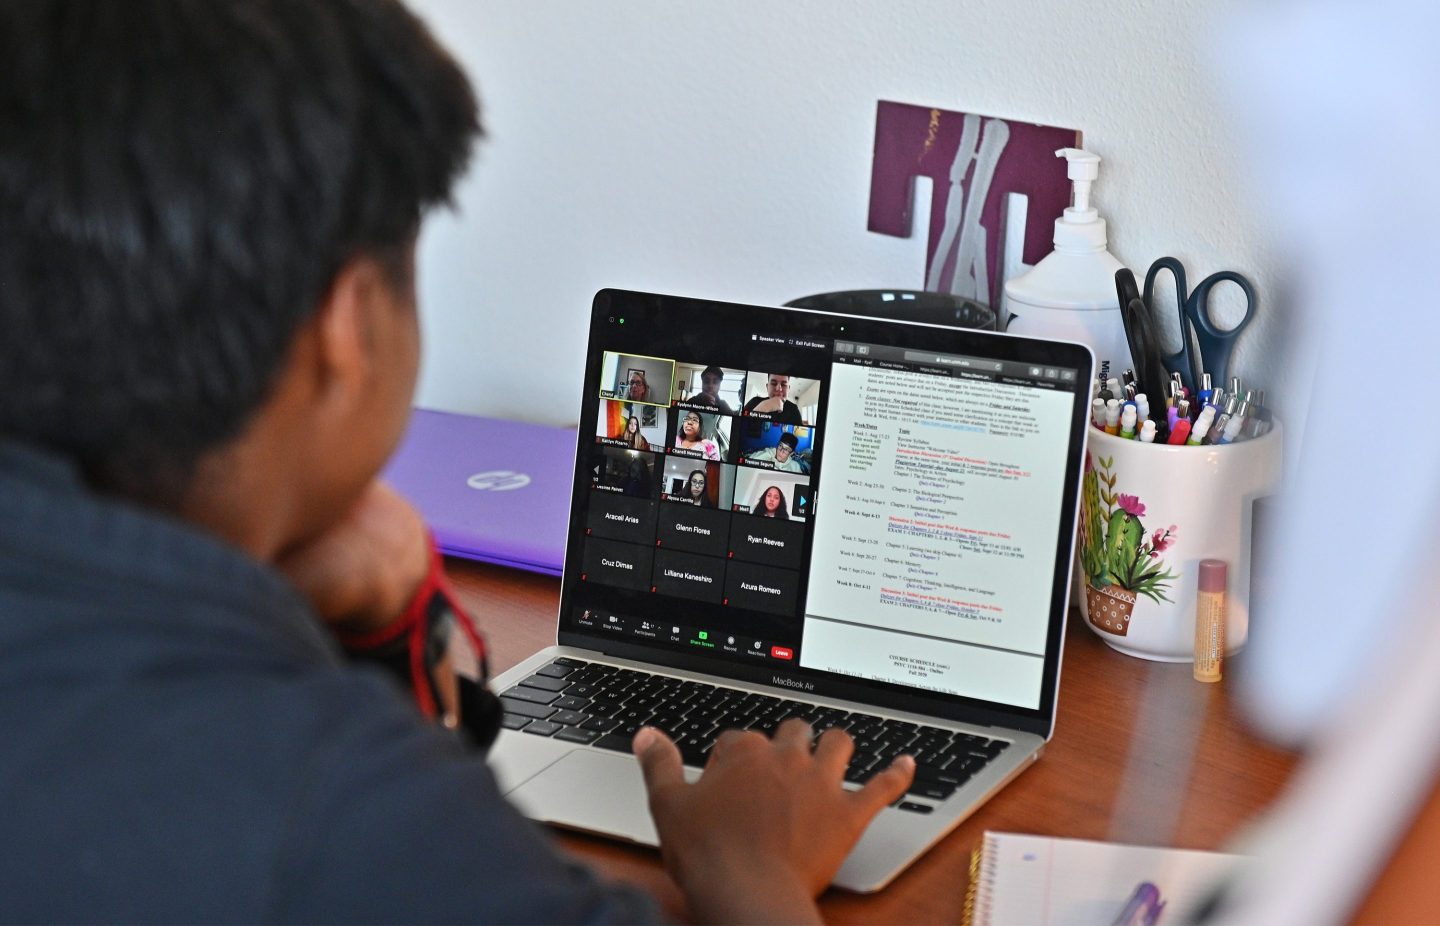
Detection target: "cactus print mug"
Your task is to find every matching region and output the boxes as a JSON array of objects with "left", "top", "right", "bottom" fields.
[{"left": 1076, "top": 422, "right": 1283, "bottom": 661}]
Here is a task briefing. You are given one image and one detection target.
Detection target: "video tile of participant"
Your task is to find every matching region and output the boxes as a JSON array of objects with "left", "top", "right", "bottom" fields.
[
  {"left": 659, "top": 457, "right": 734, "bottom": 509},
  {"left": 599, "top": 351, "right": 675, "bottom": 407},
  {"left": 729, "top": 515, "right": 805, "bottom": 570},
  {"left": 668, "top": 408, "right": 733, "bottom": 462},
  {"left": 724, "top": 559, "right": 801, "bottom": 617},
  {"left": 586, "top": 492, "right": 657, "bottom": 545},
  {"left": 737, "top": 420, "right": 816, "bottom": 474},
  {"left": 732, "top": 467, "right": 811, "bottom": 522},
  {"left": 741, "top": 372, "right": 820, "bottom": 426},
  {"left": 589, "top": 445, "right": 658, "bottom": 499},
  {"left": 596, "top": 398, "right": 668, "bottom": 452},
  {"left": 656, "top": 503, "right": 731, "bottom": 558},
  {"left": 582, "top": 536, "right": 654, "bottom": 592},
  {"left": 673, "top": 363, "right": 744, "bottom": 415},
  {"left": 651, "top": 548, "right": 725, "bottom": 604}
]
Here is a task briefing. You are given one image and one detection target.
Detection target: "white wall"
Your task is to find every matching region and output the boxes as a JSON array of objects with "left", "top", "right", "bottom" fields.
[{"left": 407, "top": 0, "right": 1291, "bottom": 432}]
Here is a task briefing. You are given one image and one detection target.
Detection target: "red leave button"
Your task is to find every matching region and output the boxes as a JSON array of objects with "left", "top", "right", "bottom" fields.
[{"left": 770, "top": 646, "right": 794, "bottom": 660}]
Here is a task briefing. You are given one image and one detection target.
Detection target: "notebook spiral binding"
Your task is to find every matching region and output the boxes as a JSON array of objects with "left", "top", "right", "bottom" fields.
[{"left": 961, "top": 832, "right": 999, "bottom": 926}]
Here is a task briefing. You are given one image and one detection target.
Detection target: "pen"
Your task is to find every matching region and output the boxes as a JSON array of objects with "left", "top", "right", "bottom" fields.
[
  {"left": 1167, "top": 418, "right": 1192, "bottom": 445},
  {"left": 1110, "top": 881, "right": 1166, "bottom": 926},
  {"left": 1196, "top": 372, "right": 1213, "bottom": 409}
]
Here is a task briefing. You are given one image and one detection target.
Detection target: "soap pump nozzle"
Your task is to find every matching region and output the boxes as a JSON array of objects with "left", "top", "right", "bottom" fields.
[{"left": 1056, "top": 147, "right": 1100, "bottom": 223}]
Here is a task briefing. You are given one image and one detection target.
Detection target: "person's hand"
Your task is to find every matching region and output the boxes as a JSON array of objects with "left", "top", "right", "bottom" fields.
[
  {"left": 633, "top": 719, "right": 915, "bottom": 924},
  {"left": 276, "top": 480, "right": 430, "bottom": 635},
  {"left": 752, "top": 396, "right": 783, "bottom": 414}
]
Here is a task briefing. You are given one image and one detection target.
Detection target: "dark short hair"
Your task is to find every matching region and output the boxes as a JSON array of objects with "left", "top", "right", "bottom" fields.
[
  {"left": 0, "top": 0, "right": 480, "bottom": 504},
  {"left": 701, "top": 365, "right": 724, "bottom": 380},
  {"left": 778, "top": 432, "right": 799, "bottom": 450}
]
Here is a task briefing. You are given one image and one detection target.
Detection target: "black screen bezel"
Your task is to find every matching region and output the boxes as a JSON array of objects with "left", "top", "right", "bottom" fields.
[{"left": 558, "top": 289, "right": 1093, "bottom": 737}]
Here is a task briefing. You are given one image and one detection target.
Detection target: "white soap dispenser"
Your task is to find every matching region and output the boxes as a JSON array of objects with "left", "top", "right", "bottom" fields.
[{"left": 1004, "top": 148, "right": 1130, "bottom": 372}]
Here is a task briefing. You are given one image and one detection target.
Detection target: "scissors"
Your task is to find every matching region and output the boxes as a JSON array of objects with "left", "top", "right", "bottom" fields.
[
  {"left": 1114, "top": 269, "right": 1169, "bottom": 431},
  {"left": 1141, "top": 257, "right": 1256, "bottom": 393}
]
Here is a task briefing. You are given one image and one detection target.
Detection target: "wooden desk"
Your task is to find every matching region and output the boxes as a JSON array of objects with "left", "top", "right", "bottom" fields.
[{"left": 448, "top": 558, "right": 1298, "bottom": 924}]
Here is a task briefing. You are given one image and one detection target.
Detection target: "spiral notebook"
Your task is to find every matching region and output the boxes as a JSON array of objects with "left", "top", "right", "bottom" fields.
[{"left": 963, "top": 832, "right": 1246, "bottom": 926}]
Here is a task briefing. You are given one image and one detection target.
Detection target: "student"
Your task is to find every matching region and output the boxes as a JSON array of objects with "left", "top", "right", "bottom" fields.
[
  {"left": 755, "top": 485, "right": 791, "bottom": 519},
  {"left": 615, "top": 414, "right": 650, "bottom": 451},
  {"left": 690, "top": 365, "right": 735, "bottom": 414},
  {"left": 744, "top": 373, "right": 804, "bottom": 424},
  {"left": 680, "top": 468, "right": 716, "bottom": 507},
  {"left": 673, "top": 409, "right": 722, "bottom": 460},
  {"left": 0, "top": 2, "right": 912, "bottom": 922},
  {"left": 745, "top": 431, "right": 805, "bottom": 472}
]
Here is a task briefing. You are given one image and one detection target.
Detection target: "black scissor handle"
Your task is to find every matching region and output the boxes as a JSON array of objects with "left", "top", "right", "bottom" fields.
[{"left": 1141, "top": 256, "right": 1199, "bottom": 393}]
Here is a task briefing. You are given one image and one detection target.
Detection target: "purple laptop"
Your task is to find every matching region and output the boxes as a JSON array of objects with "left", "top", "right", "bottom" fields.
[{"left": 382, "top": 409, "right": 576, "bottom": 576}]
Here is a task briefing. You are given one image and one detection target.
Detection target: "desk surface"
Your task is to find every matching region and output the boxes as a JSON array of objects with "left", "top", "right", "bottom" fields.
[{"left": 448, "top": 558, "right": 1298, "bottom": 924}]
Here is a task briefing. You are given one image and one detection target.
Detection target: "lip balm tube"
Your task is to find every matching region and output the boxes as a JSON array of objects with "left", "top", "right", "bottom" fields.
[{"left": 1194, "top": 560, "right": 1227, "bottom": 682}]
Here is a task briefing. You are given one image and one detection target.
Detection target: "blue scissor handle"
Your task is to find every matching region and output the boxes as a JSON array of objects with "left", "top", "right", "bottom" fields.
[
  {"left": 1141, "top": 257, "right": 1200, "bottom": 394},
  {"left": 1184, "top": 270, "right": 1256, "bottom": 389}
]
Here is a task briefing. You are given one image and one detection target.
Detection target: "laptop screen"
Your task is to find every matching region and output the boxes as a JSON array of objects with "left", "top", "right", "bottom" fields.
[{"left": 559, "top": 290, "right": 1092, "bottom": 733}]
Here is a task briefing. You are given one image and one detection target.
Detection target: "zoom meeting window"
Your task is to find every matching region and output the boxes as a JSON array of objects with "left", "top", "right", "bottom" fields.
[
  {"left": 802, "top": 346, "right": 1076, "bottom": 709},
  {"left": 571, "top": 328, "right": 1077, "bottom": 711},
  {"left": 577, "top": 347, "right": 824, "bottom": 664}
]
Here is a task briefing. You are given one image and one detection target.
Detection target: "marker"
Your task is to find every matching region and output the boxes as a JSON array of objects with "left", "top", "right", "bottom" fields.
[
  {"left": 1104, "top": 399, "right": 1121, "bottom": 434},
  {"left": 1135, "top": 392, "right": 1149, "bottom": 422},
  {"left": 1092, "top": 398, "right": 1107, "bottom": 428},
  {"left": 1187, "top": 407, "right": 1216, "bottom": 445},
  {"left": 1138, "top": 419, "right": 1157, "bottom": 443},
  {"left": 1167, "top": 418, "right": 1192, "bottom": 445},
  {"left": 1120, "top": 405, "right": 1137, "bottom": 439}
]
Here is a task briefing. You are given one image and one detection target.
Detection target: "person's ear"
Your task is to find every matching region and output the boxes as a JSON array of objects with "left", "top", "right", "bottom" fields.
[{"left": 307, "top": 257, "right": 384, "bottom": 408}]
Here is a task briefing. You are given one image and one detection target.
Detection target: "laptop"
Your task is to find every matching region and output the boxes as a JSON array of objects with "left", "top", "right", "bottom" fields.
[
  {"left": 487, "top": 289, "right": 1093, "bottom": 892},
  {"left": 383, "top": 409, "right": 573, "bottom": 575}
]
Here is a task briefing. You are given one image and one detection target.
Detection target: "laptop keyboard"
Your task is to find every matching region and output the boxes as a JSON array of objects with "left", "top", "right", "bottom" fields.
[{"left": 499, "top": 657, "right": 1010, "bottom": 812}]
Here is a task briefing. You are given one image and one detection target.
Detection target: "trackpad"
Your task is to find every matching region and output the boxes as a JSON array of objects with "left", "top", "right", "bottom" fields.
[{"left": 507, "top": 750, "right": 665, "bottom": 846}]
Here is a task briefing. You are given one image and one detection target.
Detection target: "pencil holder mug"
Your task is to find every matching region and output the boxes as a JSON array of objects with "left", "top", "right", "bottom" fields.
[{"left": 1076, "top": 422, "right": 1282, "bottom": 661}]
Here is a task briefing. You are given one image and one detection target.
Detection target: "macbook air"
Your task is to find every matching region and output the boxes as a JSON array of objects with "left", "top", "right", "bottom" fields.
[{"left": 486, "top": 289, "right": 1093, "bottom": 891}]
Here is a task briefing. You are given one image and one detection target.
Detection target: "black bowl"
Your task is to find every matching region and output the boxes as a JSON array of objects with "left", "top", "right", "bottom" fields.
[{"left": 784, "top": 289, "right": 997, "bottom": 331}]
